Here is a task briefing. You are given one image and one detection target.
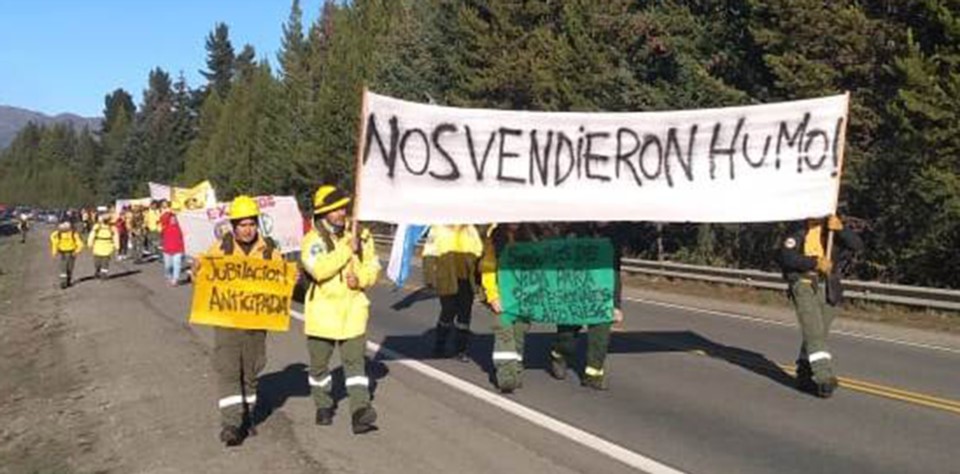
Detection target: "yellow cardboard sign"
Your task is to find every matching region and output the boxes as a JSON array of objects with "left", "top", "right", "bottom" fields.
[
  {"left": 173, "top": 180, "right": 215, "bottom": 211},
  {"left": 189, "top": 254, "right": 295, "bottom": 331}
]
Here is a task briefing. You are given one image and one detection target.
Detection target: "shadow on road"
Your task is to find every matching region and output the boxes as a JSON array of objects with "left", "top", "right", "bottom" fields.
[
  {"left": 72, "top": 269, "right": 142, "bottom": 286},
  {"left": 389, "top": 285, "right": 437, "bottom": 310},
  {"left": 254, "top": 358, "right": 391, "bottom": 426},
  {"left": 373, "top": 329, "right": 795, "bottom": 391}
]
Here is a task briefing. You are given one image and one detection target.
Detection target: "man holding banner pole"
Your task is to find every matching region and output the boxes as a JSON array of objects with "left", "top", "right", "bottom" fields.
[
  {"left": 300, "top": 185, "right": 381, "bottom": 435},
  {"left": 778, "top": 215, "right": 862, "bottom": 398},
  {"left": 194, "top": 195, "right": 284, "bottom": 447}
]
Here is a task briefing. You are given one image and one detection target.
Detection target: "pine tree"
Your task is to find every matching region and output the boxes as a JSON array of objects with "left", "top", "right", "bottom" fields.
[
  {"left": 201, "top": 23, "right": 236, "bottom": 99},
  {"left": 865, "top": 1, "right": 960, "bottom": 286},
  {"left": 236, "top": 44, "right": 258, "bottom": 81},
  {"left": 102, "top": 89, "right": 136, "bottom": 136},
  {"left": 75, "top": 126, "right": 101, "bottom": 202},
  {"left": 183, "top": 92, "right": 224, "bottom": 185},
  {"left": 170, "top": 72, "right": 198, "bottom": 183},
  {"left": 100, "top": 107, "right": 135, "bottom": 199}
]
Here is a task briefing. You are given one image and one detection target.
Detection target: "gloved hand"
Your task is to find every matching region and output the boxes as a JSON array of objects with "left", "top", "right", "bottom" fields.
[
  {"left": 827, "top": 215, "right": 843, "bottom": 231},
  {"left": 816, "top": 257, "right": 833, "bottom": 275},
  {"left": 337, "top": 233, "right": 356, "bottom": 253},
  {"left": 345, "top": 271, "right": 360, "bottom": 290}
]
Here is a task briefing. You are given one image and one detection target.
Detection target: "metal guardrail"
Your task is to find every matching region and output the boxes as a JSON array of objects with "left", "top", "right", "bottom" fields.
[{"left": 371, "top": 234, "right": 960, "bottom": 312}]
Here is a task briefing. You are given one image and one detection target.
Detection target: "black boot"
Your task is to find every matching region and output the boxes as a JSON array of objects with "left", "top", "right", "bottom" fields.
[
  {"left": 549, "top": 353, "right": 567, "bottom": 380},
  {"left": 454, "top": 329, "right": 471, "bottom": 362},
  {"left": 795, "top": 359, "right": 816, "bottom": 394},
  {"left": 433, "top": 325, "right": 450, "bottom": 357},
  {"left": 815, "top": 376, "right": 839, "bottom": 399},
  {"left": 315, "top": 407, "right": 334, "bottom": 426},
  {"left": 219, "top": 425, "right": 246, "bottom": 447},
  {"left": 581, "top": 374, "right": 608, "bottom": 391},
  {"left": 351, "top": 406, "right": 378, "bottom": 435}
]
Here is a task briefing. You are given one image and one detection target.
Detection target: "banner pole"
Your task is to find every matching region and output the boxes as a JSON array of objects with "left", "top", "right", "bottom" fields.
[
  {"left": 351, "top": 85, "right": 370, "bottom": 250},
  {"left": 826, "top": 91, "right": 851, "bottom": 258}
]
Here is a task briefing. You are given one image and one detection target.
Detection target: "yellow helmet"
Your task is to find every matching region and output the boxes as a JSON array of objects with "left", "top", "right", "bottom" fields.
[
  {"left": 229, "top": 195, "right": 260, "bottom": 220},
  {"left": 312, "top": 185, "right": 351, "bottom": 215}
]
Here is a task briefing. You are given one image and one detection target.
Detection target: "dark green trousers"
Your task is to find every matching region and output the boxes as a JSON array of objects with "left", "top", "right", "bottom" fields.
[
  {"left": 132, "top": 233, "right": 144, "bottom": 261},
  {"left": 492, "top": 318, "right": 529, "bottom": 389},
  {"left": 436, "top": 278, "right": 475, "bottom": 353},
  {"left": 93, "top": 255, "right": 111, "bottom": 278},
  {"left": 307, "top": 335, "right": 370, "bottom": 414},
  {"left": 58, "top": 253, "right": 75, "bottom": 286},
  {"left": 552, "top": 323, "right": 612, "bottom": 378},
  {"left": 213, "top": 328, "right": 266, "bottom": 428},
  {"left": 789, "top": 279, "right": 837, "bottom": 382}
]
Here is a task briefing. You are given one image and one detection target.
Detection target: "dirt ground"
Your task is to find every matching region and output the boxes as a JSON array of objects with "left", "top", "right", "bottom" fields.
[
  {"left": 0, "top": 231, "right": 319, "bottom": 474},
  {"left": 0, "top": 234, "right": 109, "bottom": 473}
]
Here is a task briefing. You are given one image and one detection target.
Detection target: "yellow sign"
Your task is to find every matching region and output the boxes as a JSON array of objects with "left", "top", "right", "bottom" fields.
[
  {"left": 173, "top": 180, "right": 216, "bottom": 211},
  {"left": 189, "top": 254, "right": 295, "bottom": 331}
]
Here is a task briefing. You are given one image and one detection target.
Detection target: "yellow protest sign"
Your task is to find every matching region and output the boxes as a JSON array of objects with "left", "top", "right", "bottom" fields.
[
  {"left": 173, "top": 180, "right": 216, "bottom": 211},
  {"left": 189, "top": 254, "right": 295, "bottom": 331}
]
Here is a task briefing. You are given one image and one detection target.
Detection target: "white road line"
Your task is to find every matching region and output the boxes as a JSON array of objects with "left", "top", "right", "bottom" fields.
[
  {"left": 627, "top": 297, "right": 960, "bottom": 355},
  {"left": 291, "top": 310, "right": 686, "bottom": 474}
]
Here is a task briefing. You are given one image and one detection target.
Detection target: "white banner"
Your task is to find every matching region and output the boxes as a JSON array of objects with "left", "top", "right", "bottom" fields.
[
  {"left": 356, "top": 91, "right": 849, "bottom": 224},
  {"left": 149, "top": 181, "right": 218, "bottom": 210},
  {"left": 178, "top": 196, "right": 304, "bottom": 256},
  {"left": 148, "top": 182, "right": 172, "bottom": 201},
  {"left": 115, "top": 197, "right": 151, "bottom": 212}
]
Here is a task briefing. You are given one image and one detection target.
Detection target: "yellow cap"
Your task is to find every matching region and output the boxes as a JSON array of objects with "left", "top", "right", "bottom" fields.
[
  {"left": 312, "top": 185, "right": 351, "bottom": 215},
  {"left": 229, "top": 195, "right": 260, "bottom": 220}
]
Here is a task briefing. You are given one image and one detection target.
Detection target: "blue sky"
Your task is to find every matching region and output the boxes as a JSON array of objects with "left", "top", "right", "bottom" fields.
[{"left": 0, "top": 0, "right": 324, "bottom": 117}]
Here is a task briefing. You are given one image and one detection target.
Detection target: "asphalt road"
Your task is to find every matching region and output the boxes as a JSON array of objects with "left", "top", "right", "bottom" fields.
[
  {"left": 362, "top": 276, "right": 960, "bottom": 474},
  {"left": 4, "top": 230, "right": 958, "bottom": 473}
]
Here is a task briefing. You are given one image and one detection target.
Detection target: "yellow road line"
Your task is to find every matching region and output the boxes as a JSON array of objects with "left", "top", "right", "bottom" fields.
[
  {"left": 837, "top": 377, "right": 960, "bottom": 409},
  {"left": 770, "top": 361, "right": 960, "bottom": 415},
  {"left": 838, "top": 381, "right": 960, "bottom": 415},
  {"left": 774, "top": 362, "right": 960, "bottom": 411}
]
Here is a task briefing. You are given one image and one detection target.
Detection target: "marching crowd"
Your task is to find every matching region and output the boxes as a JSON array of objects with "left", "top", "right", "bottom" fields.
[
  {"left": 25, "top": 183, "right": 862, "bottom": 448},
  {"left": 45, "top": 200, "right": 185, "bottom": 288}
]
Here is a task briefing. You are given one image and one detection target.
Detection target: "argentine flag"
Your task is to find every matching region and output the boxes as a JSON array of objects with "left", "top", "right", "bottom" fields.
[{"left": 386, "top": 223, "right": 428, "bottom": 288}]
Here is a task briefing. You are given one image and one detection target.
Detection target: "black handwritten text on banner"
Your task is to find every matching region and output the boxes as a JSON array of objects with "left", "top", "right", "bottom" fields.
[{"left": 357, "top": 92, "right": 849, "bottom": 224}]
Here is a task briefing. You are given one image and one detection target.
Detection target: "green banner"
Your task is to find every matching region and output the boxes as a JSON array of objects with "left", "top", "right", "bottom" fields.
[{"left": 498, "top": 238, "right": 615, "bottom": 325}]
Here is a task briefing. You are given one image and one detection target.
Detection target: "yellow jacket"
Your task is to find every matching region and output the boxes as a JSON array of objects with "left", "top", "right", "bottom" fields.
[
  {"left": 300, "top": 222, "right": 380, "bottom": 340},
  {"left": 205, "top": 234, "right": 281, "bottom": 262},
  {"left": 146, "top": 209, "right": 160, "bottom": 232},
  {"left": 430, "top": 225, "right": 482, "bottom": 296},
  {"left": 480, "top": 228, "right": 501, "bottom": 304},
  {"left": 87, "top": 223, "right": 118, "bottom": 257},
  {"left": 480, "top": 224, "right": 541, "bottom": 304},
  {"left": 50, "top": 229, "right": 84, "bottom": 256}
]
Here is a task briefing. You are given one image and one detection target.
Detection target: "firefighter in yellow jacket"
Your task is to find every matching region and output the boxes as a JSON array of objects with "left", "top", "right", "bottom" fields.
[
  {"left": 430, "top": 224, "right": 483, "bottom": 361},
  {"left": 300, "top": 185, "right": 381, "bottom": 434},
  {"left": 201, "top": 195, "right": 282, "bottom": 446},
  {"left": 87, "top": 212, "right": 119, "bottom": 280},
  {"left": 50, "top": 220, "right": 84, "bottom": 289},
  {"left": 482, "top": 223, "right": 543, "bottom": 393}
]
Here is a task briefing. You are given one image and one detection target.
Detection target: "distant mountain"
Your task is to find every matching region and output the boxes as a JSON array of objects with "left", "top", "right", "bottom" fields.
[{"left": 0, "top": 105, "right": 101, "bottom": 149}]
